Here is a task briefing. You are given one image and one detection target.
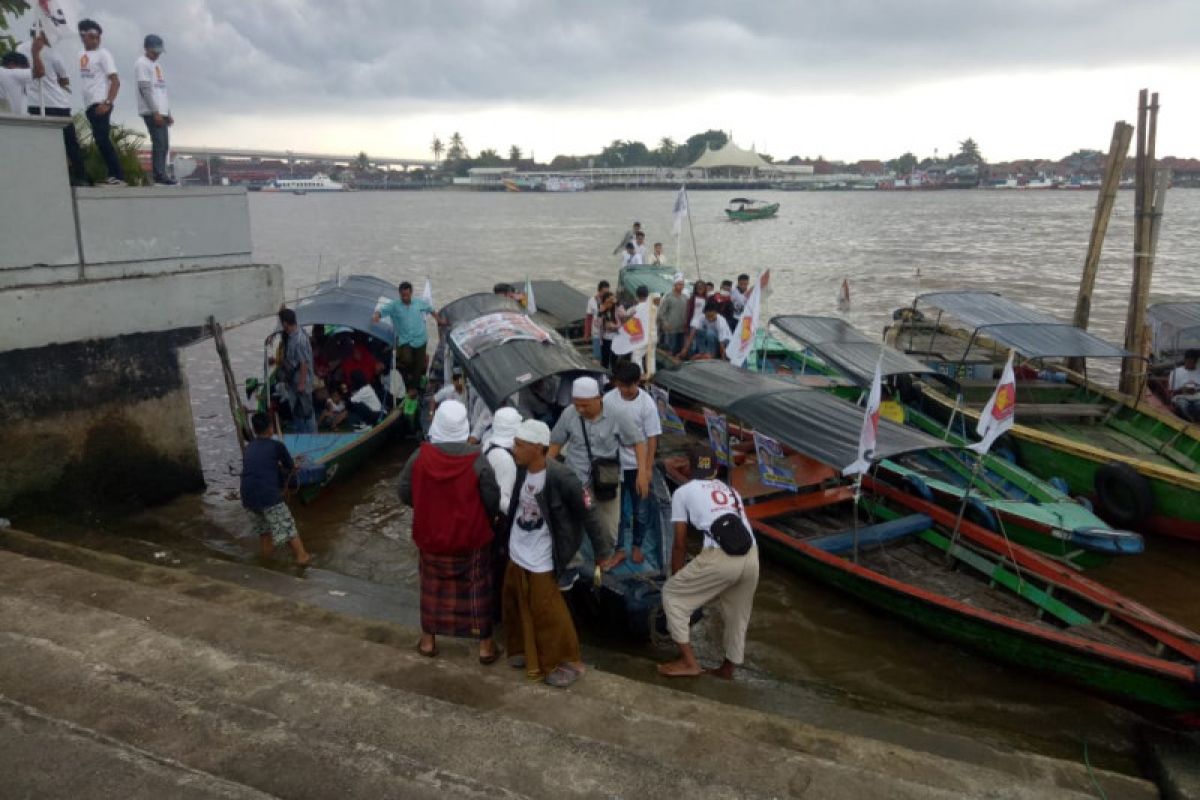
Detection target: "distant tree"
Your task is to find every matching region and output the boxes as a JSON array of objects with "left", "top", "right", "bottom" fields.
[
  {"left": 475, "top": 148, "right": 504, "bottom": 167},
  {"left": 508, "top": 144, "right": 522, "bottom": 165},
  {"left": 549, "top": 154, "right": 583, "bottom": 170},
  {"left": 955, "top": 137, "right": 983, "bottom": 164},
  {"left": 0, "top": 0, "right": 30, "bottom": 55},
  {"left": 430, "top": 136, "right": 444, "bottom": 164},
  {"left": 654, "top": 136, "right": 678, "bottom": 166},
  {"left": 354, "top": 152, "right": 370, "bottom": 172},
  {"left": 888, "top": 152, "right": 918, "bottom": 175},
  {"left": 598, "top": 139, "right": 652, "bottom": 168},
  {"left": 682, "top": 129, "right": 728, "bottom": 165},
  {"left": 446, "top": 131, "right": 467, "bottom": 162}
]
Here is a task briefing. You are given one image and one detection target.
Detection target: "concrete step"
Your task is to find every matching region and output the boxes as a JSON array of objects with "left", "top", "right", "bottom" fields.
[{"left": 0, "top": 532, "right": 1160, "bottom": 799}]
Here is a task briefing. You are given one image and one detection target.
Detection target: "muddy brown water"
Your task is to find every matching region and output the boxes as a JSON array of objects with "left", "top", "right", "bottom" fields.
[{"left": 21, "top": 189, "right": 1200, "bottom": 774}]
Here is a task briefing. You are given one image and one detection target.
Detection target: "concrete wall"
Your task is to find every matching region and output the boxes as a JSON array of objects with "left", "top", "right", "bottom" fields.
[{"left": 0, "top": 116, "right": 80, "bottom": 276}]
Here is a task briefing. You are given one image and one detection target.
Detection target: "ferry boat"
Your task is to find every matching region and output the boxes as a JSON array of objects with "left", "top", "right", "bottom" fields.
[{"left": 261, "top": 173, "right": 346, "bottom": 193}]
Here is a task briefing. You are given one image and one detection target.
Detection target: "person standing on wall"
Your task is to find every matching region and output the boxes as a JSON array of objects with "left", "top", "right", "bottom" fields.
[
  {"left": 76, "top": 18, "right": 125, "bottom": 186},
  {"left": 135, "top": 34, "right": 174, "bottom": 186},
  {"left": 18, "top": 30, "right": 88, "bottom": 185}
]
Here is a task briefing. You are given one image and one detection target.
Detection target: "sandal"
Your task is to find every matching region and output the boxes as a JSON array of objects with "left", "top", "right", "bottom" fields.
[
  {"left": 416, "top": 640, "right": 438, "bottom": 658},
  {"left": 544, "top": 663, "right": 584, "bottom": 689},
  {"left": 478, "top": 645, "right": 503, "bottom": 666}
]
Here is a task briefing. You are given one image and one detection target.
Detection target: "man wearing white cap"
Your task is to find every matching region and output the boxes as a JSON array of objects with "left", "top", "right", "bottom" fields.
[
  {"left": 398, "top": 400, "right": 502, "bottom": 663},
  {"left": 504, "top": 419, "right": 611, "bottom": 687},
  {"left": 657, "top": 273, "right": 689, "bottom": 356},
  {"left": 549, "top": 376, "right": 648, "bottom": 571},
  {"left": 484, "top": 406, "right": 522, "bottom": 618}
]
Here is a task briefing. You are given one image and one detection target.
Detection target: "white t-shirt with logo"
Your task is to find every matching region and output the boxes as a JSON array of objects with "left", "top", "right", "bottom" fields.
[
  {"left": 603, "top": 388, "right": 661, "bottom": 470},
  {"left": 134, "top": 54, "right": 168, "bottom": 115},
  {"left": 1170, "top": 365, "right": 1200, "bottom": 395},
  {"left": 17, "top": 41, "right": 71, "bottom": 109},
  {"left": 78, "top": 47, "right": 118, "bottom": 108},
  {"left": 510, "top": 470, "right": 553, "bottom": 573},
  {"left": 670, "top": 479, "right": 755, "bottom": 550},
  {"left": 690, "top": 313, "right": 733, "bottom": 343},
  {"left": 0, "top": 67, "right": 31, "bottom": 115}
]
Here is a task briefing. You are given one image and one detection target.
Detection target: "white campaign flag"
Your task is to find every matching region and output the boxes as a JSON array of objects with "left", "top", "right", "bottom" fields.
[
  {"left": 34, "top": 0, "right": 77, "bottom": 45},
  {"left": 611, "top": 303, "right": 651, "bottom": 357},
  {"left": 524, "top": 277, "right": 538, "bottom": 314},
  {"left": 726, "top": 270, "right": 769, "bottom": 368},
  {"left": 671, "top": 185, "right": 689, "bottom": 238},
  {"left": 969, "top": 351, "right": 1017, "bottom": 455},
  {"left": 421, "top": 277, "right": 433, "bottom": 306},
  {"left": 843, "top": 354, "right": 884, "bottom": 476}
]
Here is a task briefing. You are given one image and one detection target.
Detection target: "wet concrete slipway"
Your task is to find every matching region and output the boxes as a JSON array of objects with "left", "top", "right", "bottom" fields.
[{"left": 5, "top": 189, "right": 1200, "bottom": 797}]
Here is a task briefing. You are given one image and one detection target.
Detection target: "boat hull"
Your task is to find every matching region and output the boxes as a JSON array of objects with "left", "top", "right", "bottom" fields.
[
  {"left": 294, "top": 411, "right": 404, "bottom": 504},
  {"left": 725, "top": 203, "right": 779, "bottom": 221}
]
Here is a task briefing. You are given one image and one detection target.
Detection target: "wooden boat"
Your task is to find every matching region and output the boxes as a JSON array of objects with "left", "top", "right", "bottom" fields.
[
  {"left": 261, "top": 276, "right": 406, "bottom": 503},
  {"left": 655, "top": 360, "right": 1200, "bottom": 722},
  {"left": 724, "top": 197, "right": 780, "bottom": 221},
  {"left": 885, "top": 291, "right": 1200, "bottom": 542},
  {"left": 748, "top": 315, "right": 1143, "bottom": 566}
]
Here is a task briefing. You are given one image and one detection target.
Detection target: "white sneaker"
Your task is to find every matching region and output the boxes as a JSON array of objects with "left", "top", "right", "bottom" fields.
[{"left": 103, "top": 177, "right": 127, "bottom": 186}]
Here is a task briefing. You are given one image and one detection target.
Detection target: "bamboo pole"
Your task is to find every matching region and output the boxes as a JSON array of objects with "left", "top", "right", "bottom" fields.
[
  {"left": 209, "top": 316, "right": 250, "bottom": 452},
  {"left": 1067, "top": 121, "right": 1133, "bottom": 372},
  {"left": 1120, "top": 91, "right": 1161, "bottom": 396}
]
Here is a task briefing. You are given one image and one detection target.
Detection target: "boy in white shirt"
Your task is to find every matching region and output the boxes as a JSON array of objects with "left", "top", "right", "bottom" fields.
[
  {"left": 603, "top": 361, "right": 661, "bottom": 565},
  {"left": 135, "top": 34, "right": 174, "bottom": 185},
  {"left": 0, "top": 50, "right": 33, "bottom": 115},
  {"left": 77, "top": 18, "right": 125, "bottom": 185},
  {"left": 659, "top": 446, "right": 759, "bottom": 680}
]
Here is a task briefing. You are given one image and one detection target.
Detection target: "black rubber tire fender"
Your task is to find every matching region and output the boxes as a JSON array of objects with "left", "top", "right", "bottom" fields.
[{"left": 1092, "top": 461, "right": 1155, "bottom": 529}]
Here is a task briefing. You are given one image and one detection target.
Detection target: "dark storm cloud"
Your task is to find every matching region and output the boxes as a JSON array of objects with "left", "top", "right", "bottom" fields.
[{"left": 44, "top": 0, "right": 1200, "bottom": 116}]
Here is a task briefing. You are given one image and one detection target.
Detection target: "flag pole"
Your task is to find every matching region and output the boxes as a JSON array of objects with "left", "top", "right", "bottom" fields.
[
  {"left": 851, "top": 473, "right": 863, "bottom": 564},
  {"left": 684, "top": 186, "right": 703, "bottom": 281},
  {"left": 945, "top": 452, "right": 985, "bottom": 564}
]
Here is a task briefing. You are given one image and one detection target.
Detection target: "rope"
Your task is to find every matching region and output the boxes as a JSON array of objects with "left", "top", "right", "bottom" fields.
[{"left": 1083, "top": 738, "right": 1108, "bottom": 800}]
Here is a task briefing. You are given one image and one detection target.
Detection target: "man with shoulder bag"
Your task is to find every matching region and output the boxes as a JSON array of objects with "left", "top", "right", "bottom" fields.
[
  {"left": 659, "top": 446, "right": 759, "bottom": 680},
  {"left": 549, "top": 376, "right": 648, "bottom": 576}
]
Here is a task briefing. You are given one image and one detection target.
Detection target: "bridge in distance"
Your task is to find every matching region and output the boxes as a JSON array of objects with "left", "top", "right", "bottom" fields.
[{"left": 171, "top": 146, "right": 435, "bottom": 170}]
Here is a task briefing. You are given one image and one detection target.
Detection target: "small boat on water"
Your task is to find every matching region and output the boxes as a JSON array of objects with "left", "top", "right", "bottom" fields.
[
  {"left": 885, "top": 291, "right": 1200, "bottom": 541},
  {"left": 654, "top": 360, "right": 1200, "bottom": 722},
  {"left": 724, "top": 197, "right": 779, "bottom": 221},
  {"left": 257, "top": 275, "right": 406, "bottom": 502},
  {"left": 260, "top": 173, "right": 346, "bottom": 193},
  {"left": 754, "top": 315, "right": 1143, "bottom": 566}
]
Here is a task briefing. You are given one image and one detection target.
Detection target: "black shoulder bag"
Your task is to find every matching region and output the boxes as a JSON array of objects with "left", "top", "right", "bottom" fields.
[
  {"left": 580, "top": 415, "right": 621, "bottom": 501},
  {"left": 708, "top": 487, "right": 753, "bottom": 556}
]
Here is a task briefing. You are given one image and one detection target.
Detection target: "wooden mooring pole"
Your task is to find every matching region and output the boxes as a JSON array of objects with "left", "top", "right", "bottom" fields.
[
  {"left": 209, "top": 316, "right": 251, "bottom": 453},
  {"left": 1067, "top": 121, "right": 1133, "bottom": 373},
  {"left": 1120, "top": 90, "right": 1167, "bottom": 397}
]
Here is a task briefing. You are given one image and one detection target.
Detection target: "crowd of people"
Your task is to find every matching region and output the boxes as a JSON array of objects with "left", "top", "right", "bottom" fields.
[{"left": 0, "top": 19, "right": 175, "bottom": 186}]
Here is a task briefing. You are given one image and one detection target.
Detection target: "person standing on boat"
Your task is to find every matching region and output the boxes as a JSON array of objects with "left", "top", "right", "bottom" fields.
[
  {"left": 596, "top": 290, "right": 622, "bottom": 369},
  {"left": 585, "top": 280, "right": 610, "bottom": 363},
  {"left": 549, "top": 377, "right": 648, "bottom": 573},
  {"left": 658, "top": 273, "right": 689, "bottom": 356},
  {"left": 135, "top": 35, "right": 174, "bottom": 185},
  {"left": 1169, "top": 349, "right": 1200, "bottom": 421},
  {"left": 684, "top": 280, "right": 709, "bottom": 331},
  {"left": 278, "top": 308, "right": 318, "bottom": 433},
  {"left": 650, "top": 242, "right": 666, "bottom": 266},
  {"left": 633, "top": 231, "right": 648, "bottom": 259},
  {"left": 621, "top": 241, "right": 642, "bottom": 267},
  {"left": 76, "top": 19, "right": 125, "bottom": 186},
  {"left": 659, "top": 446, "right": 758, "bottom": 679},
  {"left": 678, "top": 298, "right": 733, "bottom": 360},
  {"left": 398, "top": 400, "right": 502, "bottom": 663},
  {"left": 730, "top": 274, "right": 752, "bottom": 316},
  {"left": 373, "top": 281, "right": 441, "bottom": 390},
  {"left": 504, "top": 419, "right": 613, "bottom": 687},
  {"left": 241, "top": 413, "right": 312, "bottom": 566},
  {"left": 604, "top": 361, "right": 661, "bottom": 565}
]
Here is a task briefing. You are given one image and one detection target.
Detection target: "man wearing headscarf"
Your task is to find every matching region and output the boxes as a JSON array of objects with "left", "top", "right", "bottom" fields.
[{"left": 398, "top": 400, "right": 502, "bottom": 663}]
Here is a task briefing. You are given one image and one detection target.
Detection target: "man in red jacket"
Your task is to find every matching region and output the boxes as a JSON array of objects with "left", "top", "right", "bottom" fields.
[{"left": 398, "top": 400, "right": 502, "bottom": 663}]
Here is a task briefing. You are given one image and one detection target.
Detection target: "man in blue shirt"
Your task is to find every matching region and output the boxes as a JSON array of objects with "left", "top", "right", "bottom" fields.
[{"left": 372, "top": 281, "right": 443, "bottom": 388}]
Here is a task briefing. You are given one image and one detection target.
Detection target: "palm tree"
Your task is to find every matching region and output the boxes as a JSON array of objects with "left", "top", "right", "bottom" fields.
[
  {"left": 957, "top": 138, "right": 983, "bottom": 164},
  {"left": 354, "top": 152, "right": 370, "bottom": 172},
  {"left": 447, "top": 131, "right": 466, "bottom": 162},
  {"left": 509, "top": 144, "right": 522, "bottom": 165},
  {"left": 430, "top": 136, "right": 443, "bottom": 164}
]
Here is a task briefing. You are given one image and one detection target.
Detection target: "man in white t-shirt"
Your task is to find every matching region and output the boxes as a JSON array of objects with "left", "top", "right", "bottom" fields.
[
  {"left": 585, "top": 280, "right": 609, "bottom": 363},
  {"left": 1169, "top": 349, "right": 1200, "bottom": 421},
  {"left": 135, "top": 34, "right": 174, "bottom": 185},
  {"left": 76, "top": 18, "right": 125, "bottom": 185},
  {"left": 633, "top": 230, "right": 647, "bottom": 258},
  {"left": 659, "top": 446, "right": 759, "bottom": 680},
  {"left": 621, "top": 241, "right": 643, "bottom": 266},
  {"left": 730, "top": 273, "right": 752, "bottom": 316},
  {"left": 0, "top": 50, "right": 33, "bottom": 115},
  {"left": 603, "top": 360, "right": 662, "bottom": 565},
  {"left": 678, "top": 298, "right": 733, "bottom": 360},
  {"left": 17, "top": 31, "right": 87, "bottom": 184}
]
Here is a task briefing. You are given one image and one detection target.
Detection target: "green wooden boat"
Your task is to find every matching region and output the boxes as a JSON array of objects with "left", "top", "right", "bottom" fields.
[
  {"left": 725, "top": 197, "right": 779, "bottom": 220},
  {"left": 886, "top": 291, "right": 1200, "bottom": 543},
  {"left": 656, "top": 360, "right": 1200, "bottom": 722},
  {"left": 746, "top": 316, "right": 1142, "bottom": 567}
]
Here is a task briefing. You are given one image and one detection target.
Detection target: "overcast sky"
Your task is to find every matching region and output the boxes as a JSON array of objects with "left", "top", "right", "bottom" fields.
[{"left": 22, "top": 0, "right": 1200, "bottom": 162}]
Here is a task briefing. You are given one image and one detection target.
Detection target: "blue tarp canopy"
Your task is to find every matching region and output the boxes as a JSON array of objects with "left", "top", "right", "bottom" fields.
[
  {"left": 915, "top": 291, "right": 1131, "bottom": 360},
  {"left": 294, "top": 275, "right": 399, "bottom": 343},
  {"left": 1149, "top": 301, "right": 1200, "bottom": 357},
  {"left": 770, "top": 315, "right": 940, "bottom": 385},
  {"left": 654, "top": 360, "right": 948, "bottom": 470}
]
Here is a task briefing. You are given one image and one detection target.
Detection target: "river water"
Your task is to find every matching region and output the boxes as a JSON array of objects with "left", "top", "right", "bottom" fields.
[{"left": 64, "top": 189, "right": 1200, "bottom": 771}]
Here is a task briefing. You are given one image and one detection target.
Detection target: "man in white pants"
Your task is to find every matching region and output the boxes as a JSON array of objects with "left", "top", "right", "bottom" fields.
[{"left": 659, "top": 446, "right": 759, "bottom": 679}]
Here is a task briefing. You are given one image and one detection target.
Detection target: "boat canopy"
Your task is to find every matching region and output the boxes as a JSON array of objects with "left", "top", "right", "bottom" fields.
[
  {"left": 729, "top": 197, "right": 757, "bottom": 204},
  {"left": 1149, "top": 302, "right": 1200, "bottom": 357},
  {"left": 507, "top": 280, "right": 589, "bottom": 327},
  {"left": 915, "top": 291, "right": 1131, "bottom": 360},
  {"left": 440, "top": 292, "right": 523, "bottom": 328},
  {"left": 654, "top": 360, "right": 949, "bottom": 469},
  {"left": 447, "top": 311, "right": 603, "bottom": 410},
  {"left": 620, "top": 265, "right": 679, "bottom": 297},
  {"left": 770, "top": 315, "right": 940, "bottom": 385},
  {"left": 293, "top": 275, "right": 399, "bottom": 343}
]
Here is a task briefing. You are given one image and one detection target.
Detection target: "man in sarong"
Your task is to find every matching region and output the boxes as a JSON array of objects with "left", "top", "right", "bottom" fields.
[
  {"left": 398, "top": 400, "right": 502, "bottom": 663},
  {"left": 503, "top": 420, "right": 613, "bottom": 688}
]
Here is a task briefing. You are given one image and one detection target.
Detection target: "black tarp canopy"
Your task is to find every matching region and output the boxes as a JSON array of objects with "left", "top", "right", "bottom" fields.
[
  {"left": 915, "top": 291, "right": 1130, "bottom": 360},
  {"left": 770, "top": 315, "right": 940, "bottom": 385},
  {"left": 440, "top": 293, "right": 523, "bottom": 328},
  {"left": 294, "top": 275, "right": 399, "bottom": 343},
  {"left": 654, "top": 360, "right": 949, "bottom": 470},
  {"left": 507, "top": 280, "right": 589, "bottom": 329},
  {"left": 1149, "top": 302, "right": 1200, "bottom": 357},
  {"left": 447, "top": 311, "right": 603, "bottom": 410}
]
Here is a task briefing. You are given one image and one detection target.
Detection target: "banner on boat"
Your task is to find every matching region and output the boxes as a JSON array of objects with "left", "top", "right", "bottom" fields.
[
  {"left": 753, "top": 431, "right": 796, "bottom": 491},
  {"left": 611, "top": 303, "right": 651, "bottom": 356},
  {"left": 726, "top": 270, "right": 770, "bottom": 368},
  {"left": 450, "top": 311, "right": 551, "bottom": 358},
  {"left": 970, "top": 350, "right": 1016, "bottom": 455},
  {"left": 843, "top": 354, "right": 883, "bottom": 476},
  {"left": 649, "top": 385, "right": 685, "bottom": 434},
  {"left": 703, "top": 408, "right": 731, "bottom": 466}
]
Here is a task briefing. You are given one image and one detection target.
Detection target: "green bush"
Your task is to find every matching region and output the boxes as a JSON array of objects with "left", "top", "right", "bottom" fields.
[{"left": 74, "top": 114, "right": 148, "bottom": 185}]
